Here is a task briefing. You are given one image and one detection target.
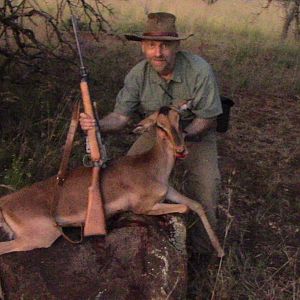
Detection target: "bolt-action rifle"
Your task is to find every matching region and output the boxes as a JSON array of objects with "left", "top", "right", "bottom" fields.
[{"left": 71, "top": 16, "right": 106, "bottom": 236}]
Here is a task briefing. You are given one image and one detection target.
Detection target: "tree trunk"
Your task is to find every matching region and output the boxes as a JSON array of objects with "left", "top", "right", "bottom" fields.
[
  {"left": 281, "top": 0, "right": 300, "bottom": 40},
  {"left": 294, "top": 2, "right": 300, "bottom": 40}
]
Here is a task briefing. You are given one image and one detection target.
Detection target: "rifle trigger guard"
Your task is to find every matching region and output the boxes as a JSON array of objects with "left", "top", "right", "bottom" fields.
[
  {"left": 56, "top": 176, "right": 65, "bottom": 186},
  {"left": 83, "top": 154, "right": 93, "bottom": 167}
]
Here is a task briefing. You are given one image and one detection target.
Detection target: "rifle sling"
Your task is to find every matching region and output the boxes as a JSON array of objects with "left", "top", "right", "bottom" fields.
[
  {"left": 51, "top": 101, "right": 83, "bottom": 244},
  {"left": 56, "top": 100, "right": 80, "bottom": 185}
]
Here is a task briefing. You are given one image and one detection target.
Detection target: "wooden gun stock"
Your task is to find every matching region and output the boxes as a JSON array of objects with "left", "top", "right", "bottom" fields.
[
  {"left": 84, "top": 167, "right": 106, "bottom": 236},
  {"left": 80, "top": 81, "right": 101, "bottom": 161},
  {"left": 80, "top": 80, "right": 107, "bottom": 236}
]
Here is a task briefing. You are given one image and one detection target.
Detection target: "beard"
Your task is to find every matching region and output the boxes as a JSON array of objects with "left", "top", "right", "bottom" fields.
[{"left": 150, "top": 58, "right": 173, "bottom": 75}]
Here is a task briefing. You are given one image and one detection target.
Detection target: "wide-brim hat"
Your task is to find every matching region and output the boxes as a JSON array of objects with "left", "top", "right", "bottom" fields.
[{"left": 125, "top": 12, "right": 193, "bottom": 41}]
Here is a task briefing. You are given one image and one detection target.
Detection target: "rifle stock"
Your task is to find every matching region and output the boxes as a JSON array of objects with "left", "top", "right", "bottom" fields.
[
  {"left": 80, "top": 80, "right": 107, "bottom": 236},
  {"left": 84, "top": 167, "right": 106, "bottom": 236}
]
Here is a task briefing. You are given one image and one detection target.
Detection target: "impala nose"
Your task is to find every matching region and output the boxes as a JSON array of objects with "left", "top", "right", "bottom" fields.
[{"left": 175, "top": 146, "right": 188, "bottom": 159}]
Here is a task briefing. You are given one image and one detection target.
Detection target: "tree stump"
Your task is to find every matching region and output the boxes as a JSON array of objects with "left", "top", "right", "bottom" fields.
[{"left": 0, "top": 214, "right": 187, "bottom": 300}]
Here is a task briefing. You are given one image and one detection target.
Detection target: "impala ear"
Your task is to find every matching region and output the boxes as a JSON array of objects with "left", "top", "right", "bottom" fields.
[
  {"left": 177, "top": 99, "right": 193, "bottom": 112},
  {"left": 132, "top": 112, "right": 159, "bottom": 134}
]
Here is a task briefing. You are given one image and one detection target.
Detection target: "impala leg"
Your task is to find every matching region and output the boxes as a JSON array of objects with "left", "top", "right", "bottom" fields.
[
  {"left": 145, "top": 203, "right": 189, "bottom": 215},
  {"left": 0, "top": 239, "right": 31, "bottom": 255},
  {"left": 166, "top": 186, "right": 224, "bottom": 258},
  {"left": 0, "top": 224, "right": 61, "bottom": 255},
  {"left": 0, "top": 234, "right": 61, "bottom": 255}
]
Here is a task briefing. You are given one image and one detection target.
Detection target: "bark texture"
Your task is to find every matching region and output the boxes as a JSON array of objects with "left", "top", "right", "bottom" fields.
[
  {"left": 281, "top": 0, "right": 300, "bottom": 40},
  {"left": 0, "top": 214, "right": 187, "bottom": 300}
]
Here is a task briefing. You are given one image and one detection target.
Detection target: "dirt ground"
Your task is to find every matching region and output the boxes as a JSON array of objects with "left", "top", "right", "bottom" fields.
[{"left": 208, "top": 92, "right": 300, "bottom": 299}]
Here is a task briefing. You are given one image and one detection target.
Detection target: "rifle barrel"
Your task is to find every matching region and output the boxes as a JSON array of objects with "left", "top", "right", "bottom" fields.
[{"left": 71, "top": 16, "right": 86, "bottom": 77}]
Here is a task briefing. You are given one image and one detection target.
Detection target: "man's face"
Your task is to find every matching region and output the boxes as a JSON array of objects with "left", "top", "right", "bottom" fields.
[{"left": 141, "top": 40, "right": 179, "bottom": 76}]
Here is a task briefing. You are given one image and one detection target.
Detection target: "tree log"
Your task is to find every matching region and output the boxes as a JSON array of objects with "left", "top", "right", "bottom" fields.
[{"left": 0, "top": 214, "right": 187, "bottom": 300}]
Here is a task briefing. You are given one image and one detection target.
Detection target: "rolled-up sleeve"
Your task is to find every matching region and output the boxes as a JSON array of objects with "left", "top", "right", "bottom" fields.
[
  {"left": 114, "top": 69, "right": 141, "bottom": 116},
  {"left": 191, "top": 65, "right": 222, "bottom": 119}
]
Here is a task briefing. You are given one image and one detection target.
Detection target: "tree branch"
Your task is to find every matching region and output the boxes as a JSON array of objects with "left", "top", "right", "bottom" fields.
[{"left": 0, "top": 0, "right": 113, "bottom": 77}]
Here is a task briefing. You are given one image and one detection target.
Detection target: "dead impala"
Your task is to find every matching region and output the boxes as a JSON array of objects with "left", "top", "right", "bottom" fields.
[{"left": 0, "top": 102, "right": 224, "bottom": 257}]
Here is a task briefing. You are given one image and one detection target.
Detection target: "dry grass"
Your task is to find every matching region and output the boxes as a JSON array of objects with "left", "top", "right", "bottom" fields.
[
  {"left": 104, "top": 0, "right": 285, "bottom": 38},
  {"left": 31, "top": 0, "right": 286, "bottom": 39},
  {"left": 209, "top": 92, "right": 300, "bottom": 299}
]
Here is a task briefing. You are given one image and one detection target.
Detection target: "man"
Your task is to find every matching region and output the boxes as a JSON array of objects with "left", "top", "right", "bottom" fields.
[{"left": 80, "top": 12, "right": 222, "bottom": 253}]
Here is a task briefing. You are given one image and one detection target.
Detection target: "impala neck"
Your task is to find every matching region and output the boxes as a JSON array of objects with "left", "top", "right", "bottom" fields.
[{"left": 146, "top": 137, "right": 176, "bottom": 184}]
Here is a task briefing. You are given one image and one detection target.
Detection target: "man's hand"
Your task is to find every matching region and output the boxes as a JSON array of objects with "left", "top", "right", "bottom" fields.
[
  {"left": 80, "top": 112, "right": 130, "bottom": 133},
  {"left": 80, "top": 113, "right": 96, "bottom": 131}
]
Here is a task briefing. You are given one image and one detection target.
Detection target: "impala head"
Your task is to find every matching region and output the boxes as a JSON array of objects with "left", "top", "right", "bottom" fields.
[{"left": 134, "top": 100, "right": 193, "bottom": 159}]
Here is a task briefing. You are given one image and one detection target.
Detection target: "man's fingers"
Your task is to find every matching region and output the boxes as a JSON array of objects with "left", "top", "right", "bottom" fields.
[{"left": 79, "top": 113, "right": 96, "bottom": 131}]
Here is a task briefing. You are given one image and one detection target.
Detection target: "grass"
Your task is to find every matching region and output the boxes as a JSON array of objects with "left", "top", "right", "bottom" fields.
[
  {"left": 1, "top": 1, "right": 300, "bottom": 298},
  {"left": 106, "top": 0, "right": 285, "bottom": 37}
]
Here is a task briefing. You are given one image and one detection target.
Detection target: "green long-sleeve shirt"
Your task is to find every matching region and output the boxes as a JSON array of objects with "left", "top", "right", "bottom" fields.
[{"left": 114, "top": 51, "right": 222, "bottom": 125}]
